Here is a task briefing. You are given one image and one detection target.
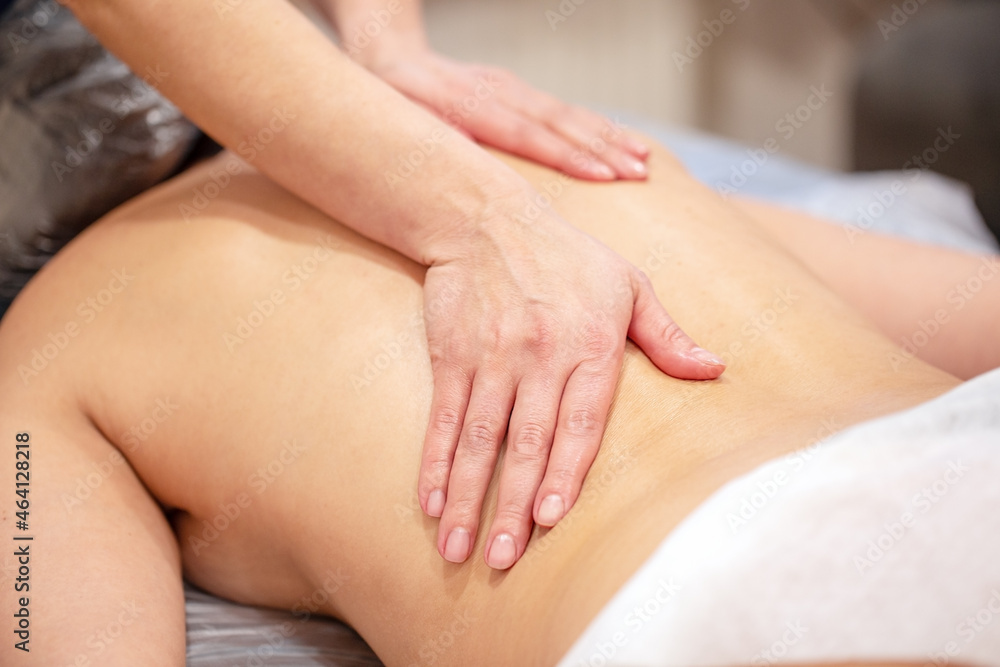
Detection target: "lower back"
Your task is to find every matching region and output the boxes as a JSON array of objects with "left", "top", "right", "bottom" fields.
[{"left": 0, "top": 150, "right": 960, "bottom": 666}]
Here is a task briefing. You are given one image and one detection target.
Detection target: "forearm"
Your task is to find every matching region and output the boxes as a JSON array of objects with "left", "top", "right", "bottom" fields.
[
  {"left": 69, "top": 0, "right": 523, "bottom": 265},
  {"left": 65, "top": 0, "right": 714, "bottom": 576}
]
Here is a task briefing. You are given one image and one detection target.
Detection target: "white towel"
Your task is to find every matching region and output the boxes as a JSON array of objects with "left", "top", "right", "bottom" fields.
[{"left": 558, "top": 368, "right": 1000, "bottom": 667}]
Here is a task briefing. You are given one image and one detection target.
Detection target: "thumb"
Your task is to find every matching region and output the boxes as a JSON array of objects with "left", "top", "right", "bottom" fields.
[{"left": 627, "top": 272, "right": 726, "bottom": 380}]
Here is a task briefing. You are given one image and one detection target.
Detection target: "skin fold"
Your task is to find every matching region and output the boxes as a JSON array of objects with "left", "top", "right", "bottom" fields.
[{"left": 0, "top": 139, "right": 994, "bottom": 666}]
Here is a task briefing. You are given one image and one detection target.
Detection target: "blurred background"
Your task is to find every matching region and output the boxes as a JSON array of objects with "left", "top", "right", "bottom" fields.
[{"left": 423, "top": 0, "right": 1000, "bottom": 237}]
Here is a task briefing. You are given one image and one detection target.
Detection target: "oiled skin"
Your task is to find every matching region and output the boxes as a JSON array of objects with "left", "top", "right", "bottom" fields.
[{"left": 0, "top": 142, "right": 962, "bottom": 667}]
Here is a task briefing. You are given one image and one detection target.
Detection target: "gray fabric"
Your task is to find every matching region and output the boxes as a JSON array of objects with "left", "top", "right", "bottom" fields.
[
  {"left": 0, "top": 0, "right": 198, "bottom": 317},
  {"left": 185, "top": 585, "right": 381, "bottom": 666}
]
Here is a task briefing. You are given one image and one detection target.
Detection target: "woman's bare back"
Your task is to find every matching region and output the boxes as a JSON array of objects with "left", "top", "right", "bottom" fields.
[{"left": 0, "top": 142, "right": 974, "bottom": 666}]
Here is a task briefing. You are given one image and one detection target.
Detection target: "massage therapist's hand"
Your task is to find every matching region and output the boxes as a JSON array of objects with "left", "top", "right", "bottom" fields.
[
  {"left": 366, "top": 49, "right": 652, "bottom": 182},
  {"left": 72, "top": 0, "right": 719, "bottom": 572},
  {"left": 419, "top": 208, "right": 726, "bottom": 570},
  {"left": 324, "top": 0, "right": 649, "bottom": 178}
]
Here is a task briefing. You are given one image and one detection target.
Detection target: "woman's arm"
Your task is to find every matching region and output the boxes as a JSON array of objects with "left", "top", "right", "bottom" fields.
[
  {"left": 70, "top": 0, "right": 512, "bottom": 266},
  {"left": 733, "top": 196, "right": 1000, "bottom": 379},
  {"left": 65, "top": 0, "right": 724, "bottom": 570}
]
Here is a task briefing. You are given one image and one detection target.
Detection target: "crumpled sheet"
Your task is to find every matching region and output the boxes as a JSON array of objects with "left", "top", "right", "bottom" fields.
[{"left": 184, "top": 585, "right": 381, "bottom": 666}]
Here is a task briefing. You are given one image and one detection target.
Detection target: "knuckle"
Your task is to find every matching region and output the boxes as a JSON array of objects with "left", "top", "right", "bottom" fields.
[
  {"left": 492, "top": 504, "right": 530, "bottom": 529},
  {"left": 579, "top": 324, "right": 617, "bottom": 360},
  {"left": 658, "top": 318, "right": 687, "bottom": 344},
  {"left": 564, "top": 405, "right": 603, "bottom": 436},
  {"left": 428, "top": 338, "right": 471, "bottom": 366},
  {"left": 524, "top": 320, "right": 560, "bottom": 355},
  {"left": 446, "top": 490, "right": 483, "bottom": 521},
  {"left": 509, "top": 421, "right": 550, "bottom": 459},
  {"left": 430, "top": 406, "right": 463, "bottom": 436},
  {"left": 420, "top": 455, "right": 452, "bottom": 489},
  {"left": 418, "top": 481, "right": 442, "bottom": 502},
  {"left": 422, "top": 447, "right": 452, "bottom": 474},
  {"left": 462, "top": 418, "right": 502, "bottom": 456},
  {"left": 544, "top": 465, "right": 579, "bottom": 489},
  {"left": 427, "top": 346, "right": 447, "bottom": 367},
  {"left": 633, "top": 268, "right": 654, "bottom": 289}
]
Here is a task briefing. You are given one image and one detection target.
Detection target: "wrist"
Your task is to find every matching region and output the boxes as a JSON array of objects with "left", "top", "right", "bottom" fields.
[
  {"left": 336, "top": 4, "right": 429, "bottom": 69},
  {"left": 418, "top": 171, "right": 537, "bottom": 266}
]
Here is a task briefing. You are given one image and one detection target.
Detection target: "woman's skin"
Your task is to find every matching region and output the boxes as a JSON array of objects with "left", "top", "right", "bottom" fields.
[
  {"left": 1, "top": 138, "right": 995, "bottom": 667},
  {"left": 733, "top": 197, "right": 1000, "bottom": 379},
  {"left": 64, "top": 0, "right": 723, "bottom": 567}
]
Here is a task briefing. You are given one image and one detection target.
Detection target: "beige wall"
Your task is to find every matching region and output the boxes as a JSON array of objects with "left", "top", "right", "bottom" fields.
[
  {"left": 424, "top": 0, "right": 901, "bottom": 170},
  {"left": 424, "top": 0, "right": 703, "bottom": 134}
]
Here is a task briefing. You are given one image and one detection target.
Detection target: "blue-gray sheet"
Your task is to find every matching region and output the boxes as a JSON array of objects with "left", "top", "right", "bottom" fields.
[{"left": 627, "top": 114, "right": 997, "bottom": 255}]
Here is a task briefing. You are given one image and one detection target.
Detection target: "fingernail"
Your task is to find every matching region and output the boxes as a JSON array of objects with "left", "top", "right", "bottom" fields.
[
  {"left": 626, "top": 157, "right": 647, "bottom": 178},
  {"left": 426, "top": 489, "right": 445, "bottom": 518},
  {"left": 486, "top": 533, "right": 517, "bottom": 570},
  {"left": 537, "top": 494, "right": 565, "bottom": 526},
  {"left": 633, "top": 142, "right": 651, "bottom": 157},
  {"left": 690, "top": 346, "right": 725, "bottom": 367},
  {"left": 586, "top": 161, "right": 616, "bottom": 180},
  {"left": 443, "top": 527, "right": 471, "bottom": 563}
]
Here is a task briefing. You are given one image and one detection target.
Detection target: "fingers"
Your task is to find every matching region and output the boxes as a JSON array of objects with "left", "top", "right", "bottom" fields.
[
  {"left": 377, "top": 54, "right": 650, "bottom": 180},
  {"left": 421, "top": 271, "right": 722, "bottom": 571},
  {"left": 544, "top": 106, "right": 650, "bottom": 181},
  {"left": 497, "top": 79, "right": 650, "bottom": 180},
  {"left": 465, "top": 102, "right": 617, "bottom": 181},
  {"left": 456, "top": 76, "right": 648, "bottom": 181},
  {"left": 436, "top": 372, "right": 516, "bottom": 564},
  {"left": 533, "top": 354, "right": 621, "bottom": 529},
  {"left": 617, "top": 130, "right": 652, "bottom": 160},
  {"left": 483, "top": 375, "right": 563, "bottom": 570},
  {"left": 419, "top": 364, "right": 473, "bottom": 518},
  {"left": 628, "top": 272, "right": 726, "bottom": 380}
]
